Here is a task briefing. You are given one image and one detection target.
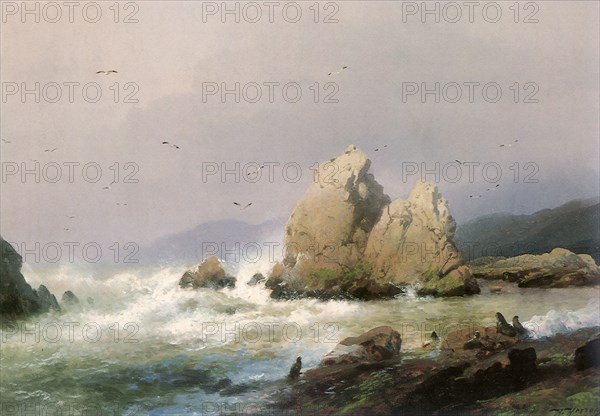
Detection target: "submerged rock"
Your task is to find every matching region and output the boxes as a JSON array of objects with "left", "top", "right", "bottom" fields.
[
  {"left": 469, "top": 248, "right": 600, "bottom": 288},
  {"left": 321, "top": 326, "right": 401, "bottom": 366},
  {"left": 179, "top": 256, "right": 236, "bottom": 290},
  {"left": 246, "top": 273, "right": 266, "bottom": 286},
  {"left": 62, "top": 290, "right": 79, "bottom": 305}
]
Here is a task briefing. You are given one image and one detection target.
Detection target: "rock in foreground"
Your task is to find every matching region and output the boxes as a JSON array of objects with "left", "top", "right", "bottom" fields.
[
  {"left": 179, "top": 256, "right": 236, "bottom": 290},
  {"left": 321, "top": 326, "right": 401, "bottom": 366},
  {"left": 574, "top": 337, "right": 600, "bottom": 371}
]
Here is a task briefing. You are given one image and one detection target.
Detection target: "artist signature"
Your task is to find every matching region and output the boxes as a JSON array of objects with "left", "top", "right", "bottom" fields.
[{"left": 549, "top": 408, "right": 600, "bottom": 416}]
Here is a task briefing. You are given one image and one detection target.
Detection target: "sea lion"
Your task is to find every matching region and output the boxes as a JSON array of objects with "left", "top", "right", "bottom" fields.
[
  {"left": 288, "top": 357, "right": 302, "bottom": 379},
  {"left": 463, "top": 330, "right": 483, "bottom": 350},
  {"left": 496, "top": 312, "right": 517, "bottom": 337},
  {"left": 512, "top": 316, "right": 528, "bottom": 336}
]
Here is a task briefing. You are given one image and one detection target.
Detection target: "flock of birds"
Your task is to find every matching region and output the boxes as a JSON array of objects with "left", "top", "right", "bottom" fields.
[{"left": 1, "top": 66, "right": 523, "bottom": 225}]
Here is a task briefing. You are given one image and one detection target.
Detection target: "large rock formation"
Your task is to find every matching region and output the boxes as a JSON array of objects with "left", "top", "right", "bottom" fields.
[
  {"left": 179, "top": 256, "right": 236, "bottom": 290},
  {"left": 266, "top": 145, "right": 478, "bottom": 299},
  {"left": 283, "top": 145, "right": 390, "bottom": 276},
  {"left": 469, "top": 248, "right": 600, "bottom": 288},
  {"left": 0, "top": 236, "right": 60, "bottom": 319},
  {"left": 364, "top": 180, "right": 478, "bottom": 296}
]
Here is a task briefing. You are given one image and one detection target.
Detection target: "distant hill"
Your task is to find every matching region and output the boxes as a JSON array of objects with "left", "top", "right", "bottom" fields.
[
  {"left": 139, "top": 217, "right": 286, "bottom": 268},
  {"left": 455, "top": 198, "right": 600, "bottom": 262}
]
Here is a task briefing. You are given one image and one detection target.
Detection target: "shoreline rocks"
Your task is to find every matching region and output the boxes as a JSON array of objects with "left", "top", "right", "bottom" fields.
[
  {"left": 272, "top": 325, "right": 600, "bottom": 415},
  {"left": 321, "top": 326, "right": 402, "bottom": 366},
  {"left": 179, "top": 256, "right": 236, "bottom": 290},
  {"left": 1, "top": 236, "right": 61, "bottom": 319},
  {"left": 469, "top": 248, "right": 600, "bottom": 288}
]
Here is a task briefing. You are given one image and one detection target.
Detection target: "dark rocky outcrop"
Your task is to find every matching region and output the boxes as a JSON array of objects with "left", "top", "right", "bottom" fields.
[
  {"left": 574, "top": 337, "right": 600, "bottom": 371},
  {"left": 179, "top": 256, "right": 236, "bottom": 289},
  {"left": 0, "top": 236, "right": 60, "bottom": 319},
  {"left": 36, "top": 285, "right": 60, "bottom": 312},
  {"left": 271, "top": 325, "right": 600, "bottom": 416},
  {"left": 246, "top": 273, "right": 266, "bottom": 286},
  {"left": 62, "top": 290, "right": 80, "bottom": 305}
]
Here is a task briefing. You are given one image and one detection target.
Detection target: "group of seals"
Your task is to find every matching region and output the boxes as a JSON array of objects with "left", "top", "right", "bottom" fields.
[{"left": 496, "top": 312, "right": 528, "bottom": 337}]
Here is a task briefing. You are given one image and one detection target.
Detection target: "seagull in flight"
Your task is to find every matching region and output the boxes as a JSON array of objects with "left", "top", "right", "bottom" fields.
[
  {"left": 116, "top": 202, "right": 128, "bottom": 206},
  {"left": 44, "top": 148, "right": 57, "bottom": 152},
  {"left": 162, "top": 141, "right": 180, "bottom": 149},
  {"left": 247, "top": 165, "right": 265, "bottom": 177},
  {"left": 1, "top": 139, "right": 11, "bottom": 143},
  {"left": 66, "top": 215, "right": 75, "bottom": 219},
  {"left": 233, "top": 202, "right": 252, "bottom": 209},
  {"left": 96, "top": 70, "right": 118, "bottom": 75},
  {"left": 499, "top": 140, "right": 519, "bottom": 148},
  {"left": 328, "top": 66, "right": 348, "bottom": 76}
]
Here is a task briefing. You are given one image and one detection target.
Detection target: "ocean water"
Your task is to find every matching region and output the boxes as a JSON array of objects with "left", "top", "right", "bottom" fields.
[{"left": 1, "top": 260, "right": 598, "bottom": 415}]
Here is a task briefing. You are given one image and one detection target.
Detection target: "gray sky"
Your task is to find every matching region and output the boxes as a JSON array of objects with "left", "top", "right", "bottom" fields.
[{"left": 1, "top": 1, "right": 599, "bottom": 255}]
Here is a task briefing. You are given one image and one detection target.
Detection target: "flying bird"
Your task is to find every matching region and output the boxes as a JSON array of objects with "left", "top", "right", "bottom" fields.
[
  {"left": 44, "top": 148, "right": 57, "bottom": 152},
  {"left": 96, "top": 70, "right": 118, "bottom": 75},
  {"left": 233, "top": 202, "right": 252, "bottom": 209},
  {"left": 455, "top": 160, "right": 462, "bottom": 164},
  {"left": 1, "top": 139, "right": 10, "bottom": 143},
  {"left": 328, "top": 66, "right": 348, "bottom": 76},
  {"left": 247, "top": 165, "right": 265, "bottom": 177},
  {"left": 116, "top": 202, "right": 128, "bottom": 206},
  {"left": 66, "top": 215, "right": 75, "bottom": 219},
  {"left": 499, "top": 140, "right": 519, "bottom": 148},
  {"left": 63, "top": 228, "right": 70, "bottom": 231},
  {"left": 102, "top": 186, "right": 110, "bottom": 190},
  {"left": 162, "top": 141, "right": 180, "bottom": 149}
]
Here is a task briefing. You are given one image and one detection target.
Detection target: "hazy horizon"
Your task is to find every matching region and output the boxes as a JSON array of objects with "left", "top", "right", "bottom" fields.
[{"left": 2, "top": 1, "right": 599, "bottom": 251}]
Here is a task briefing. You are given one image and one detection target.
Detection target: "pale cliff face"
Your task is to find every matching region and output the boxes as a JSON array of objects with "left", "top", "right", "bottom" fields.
[
  {"left": 283, "top": 145, "right": 390, "bottom": 276},
  {"left": 365, "top": 180, "right": 463, "bottom": 285},
  {"left": 273, "top": 146, "right": 476, "bottom": 298}
]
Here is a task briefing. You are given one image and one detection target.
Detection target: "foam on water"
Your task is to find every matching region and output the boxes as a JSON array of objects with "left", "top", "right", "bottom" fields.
[{"left": 523, "top": 297, "right": 600, "bottom": 339}]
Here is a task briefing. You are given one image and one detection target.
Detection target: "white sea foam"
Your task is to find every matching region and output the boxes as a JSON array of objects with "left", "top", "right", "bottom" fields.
[{"left": 523, "top": 297, "right": 600, "bottom": 339}]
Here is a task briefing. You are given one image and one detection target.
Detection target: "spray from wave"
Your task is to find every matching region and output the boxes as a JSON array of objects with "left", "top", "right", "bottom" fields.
[{"left": 523, "top": 297, "right": 600, "bottom": 339}]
